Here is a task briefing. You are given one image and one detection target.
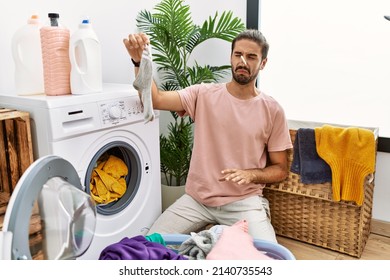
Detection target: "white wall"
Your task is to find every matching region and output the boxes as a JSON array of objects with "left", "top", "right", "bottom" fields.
[{"left": 260, "top": 0, "right": 390, "bottom": 222}]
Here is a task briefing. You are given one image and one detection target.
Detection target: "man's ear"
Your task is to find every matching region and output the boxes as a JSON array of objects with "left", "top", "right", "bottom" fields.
[{"left": 260, "top": 57, "right": 267, "bottom": 70}]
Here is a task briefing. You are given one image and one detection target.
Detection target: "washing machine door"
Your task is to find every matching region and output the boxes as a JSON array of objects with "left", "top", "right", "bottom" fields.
[{"left": 1, "top": 155, "right": 96, "bottom": 260}]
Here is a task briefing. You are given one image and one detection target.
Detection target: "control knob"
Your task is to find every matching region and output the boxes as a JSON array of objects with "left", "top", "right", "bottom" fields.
[{"left": 108, "top": 106, "right": 122, "bottom": 119}]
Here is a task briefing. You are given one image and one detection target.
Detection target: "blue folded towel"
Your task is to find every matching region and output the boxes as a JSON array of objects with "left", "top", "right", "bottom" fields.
[{"left": 290, "top": 128, "right": 332, "bottom": 184}]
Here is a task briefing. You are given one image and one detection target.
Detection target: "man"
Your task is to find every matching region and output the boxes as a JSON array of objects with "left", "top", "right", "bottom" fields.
[{"left": 123, "top": 29, "right": 292, "bottom": 242}]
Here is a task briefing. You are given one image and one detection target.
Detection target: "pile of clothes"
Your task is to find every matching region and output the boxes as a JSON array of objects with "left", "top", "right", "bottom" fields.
[
  {"left": 98, "top": 220, "right": 274, "bottom": 260},
  {"left": 99, "top": 233, "right": 187, "bottom": 260},
  {"left": 89, "top": 154, "right": 128, "bottom": 204}
]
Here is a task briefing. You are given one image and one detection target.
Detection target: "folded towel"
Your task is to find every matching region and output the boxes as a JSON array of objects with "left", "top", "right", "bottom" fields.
[
  {"left": 290, "top": 128, "right": 332, "bottom": 184},
  {"left": 178, "top": 230, "right": 217, "bottom": 260},
  {"left": 315, "top": 125, "right": 376, "bottom": 205}
]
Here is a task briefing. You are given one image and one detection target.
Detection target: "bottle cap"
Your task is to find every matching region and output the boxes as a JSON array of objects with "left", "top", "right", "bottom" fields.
[
  {"left": 48, "top": 13, "right": 59, "bottom": 19},
  {"left": 48, "top": 13, "right": 60, "bottom": 26},
  {"left": 27, "top": 15, "right": 40, "bottom": 24}
]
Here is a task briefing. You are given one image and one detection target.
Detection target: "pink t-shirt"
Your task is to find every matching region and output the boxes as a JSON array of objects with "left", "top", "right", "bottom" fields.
[{"left": 178, "top": 83, "right": 292, "bottom": 207}]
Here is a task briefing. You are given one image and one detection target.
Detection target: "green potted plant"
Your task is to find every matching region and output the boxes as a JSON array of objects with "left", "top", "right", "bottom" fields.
[{"left": 136, "top": 0, "right": 245, "bottom": 209}]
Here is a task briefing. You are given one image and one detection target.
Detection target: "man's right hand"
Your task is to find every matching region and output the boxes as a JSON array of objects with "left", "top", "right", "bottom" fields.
[{"left": 123, "top": 33, "right": 150, "bottom": 63}]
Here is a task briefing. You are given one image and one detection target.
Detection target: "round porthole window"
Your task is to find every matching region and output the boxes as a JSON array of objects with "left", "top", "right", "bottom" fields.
[{"left": 84, "top": 141, "right": 141, "bottom": 215}]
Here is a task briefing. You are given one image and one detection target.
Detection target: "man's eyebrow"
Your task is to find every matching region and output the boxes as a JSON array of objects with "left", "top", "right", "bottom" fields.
[
  {"left": 247, "top": 52, "right": 259, "bottom": 57},
  {"left": 234, "top": 51, "right": 259, "bottom": 57}
]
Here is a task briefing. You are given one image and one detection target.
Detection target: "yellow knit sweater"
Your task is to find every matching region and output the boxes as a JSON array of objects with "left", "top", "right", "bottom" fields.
[{"left": 315, "top": 125, "right": 376, "bottom": 206}]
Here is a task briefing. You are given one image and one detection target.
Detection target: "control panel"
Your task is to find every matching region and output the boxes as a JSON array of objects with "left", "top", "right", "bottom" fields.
[{"left": 99, "top": 96, "right": 143, "bottom": 126}]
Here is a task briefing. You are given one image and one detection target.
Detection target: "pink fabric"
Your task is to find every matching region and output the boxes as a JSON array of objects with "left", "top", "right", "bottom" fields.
[
  {"left": 206, "top": 220, "right": 273, "bottom": 260},
  {"left": 178, "top": 83, "right": 292, "bottom": 207}
]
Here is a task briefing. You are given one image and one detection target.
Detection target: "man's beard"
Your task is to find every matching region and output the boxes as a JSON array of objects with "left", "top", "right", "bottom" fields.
[{"left": 232, "top": 66, "right": 258, "bottom": 85}]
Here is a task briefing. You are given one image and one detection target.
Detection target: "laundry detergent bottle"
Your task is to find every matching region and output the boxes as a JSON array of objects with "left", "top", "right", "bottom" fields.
[
  {"left": 69, "top": 19, "right": 102, "bottom": 95},
  {"left": 40, "top": 13, "right": 71, "bottom": 95},
  {"left": 11, "top": 15, "right": 44, "bottom": 95}
]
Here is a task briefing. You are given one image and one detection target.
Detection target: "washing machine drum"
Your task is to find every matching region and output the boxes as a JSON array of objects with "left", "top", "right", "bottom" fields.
[{"left": 0, "top": 155, "right": 96, "bottom": 260}]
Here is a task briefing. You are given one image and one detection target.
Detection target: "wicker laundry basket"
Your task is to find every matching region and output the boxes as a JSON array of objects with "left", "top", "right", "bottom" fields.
[{"left": 263, "top": 124, "right": 377, "bottom": 258}]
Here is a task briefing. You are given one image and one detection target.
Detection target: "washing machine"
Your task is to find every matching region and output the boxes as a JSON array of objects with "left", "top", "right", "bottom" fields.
[{"left": 0, "top": 83, "right": 162, "bottom": 259}]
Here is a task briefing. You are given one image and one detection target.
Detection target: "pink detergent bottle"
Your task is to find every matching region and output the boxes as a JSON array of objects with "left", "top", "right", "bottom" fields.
[{"left": 40, "top": 13, "right": 71, "bottom": 95}]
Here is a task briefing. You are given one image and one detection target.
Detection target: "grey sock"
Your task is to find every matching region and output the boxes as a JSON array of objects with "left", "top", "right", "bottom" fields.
[{"left": 133, "top": 45, "right": 155, "bottom": 123}]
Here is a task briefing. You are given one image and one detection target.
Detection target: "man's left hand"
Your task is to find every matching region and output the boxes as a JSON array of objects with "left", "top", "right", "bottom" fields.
[{"left": 219, "top": 169, "right": 256, "bottom": 185}]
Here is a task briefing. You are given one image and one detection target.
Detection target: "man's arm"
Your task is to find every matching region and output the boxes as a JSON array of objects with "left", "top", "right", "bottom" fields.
[
  {"left": 123, "top": 33, "right": 184, "bottom": 112},
  {"left": 219, "top": 150, "right": 289, "bottom": 185}
]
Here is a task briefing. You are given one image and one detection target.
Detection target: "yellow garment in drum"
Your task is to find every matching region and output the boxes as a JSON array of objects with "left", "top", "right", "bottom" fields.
[{"left": 90, "top": 155, "right": 128, "bottom": 204}]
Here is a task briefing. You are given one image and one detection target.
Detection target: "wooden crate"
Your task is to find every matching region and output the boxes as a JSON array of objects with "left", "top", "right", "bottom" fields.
[
  {"left": 0, "top": 108, "right": 34, "bottom": 193},
  {"left": 0, "top": 108, "right": 43, "bottom": 259}
]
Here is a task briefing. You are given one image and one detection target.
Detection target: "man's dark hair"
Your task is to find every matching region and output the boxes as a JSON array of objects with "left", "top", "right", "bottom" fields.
[{"left": 231, "top": 29, "right": 269, "bottom": 60}]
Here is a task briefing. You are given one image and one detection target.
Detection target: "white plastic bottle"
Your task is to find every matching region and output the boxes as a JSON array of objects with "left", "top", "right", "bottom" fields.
[
  {"left": 69, "top": 19, "right": 102, "bottom": 95},
  {"left": 11, "top": 15, "right": 44, "bottom": 95},
  {"left": 40, "top": 13, "right": 71, "bottom": 96}
]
